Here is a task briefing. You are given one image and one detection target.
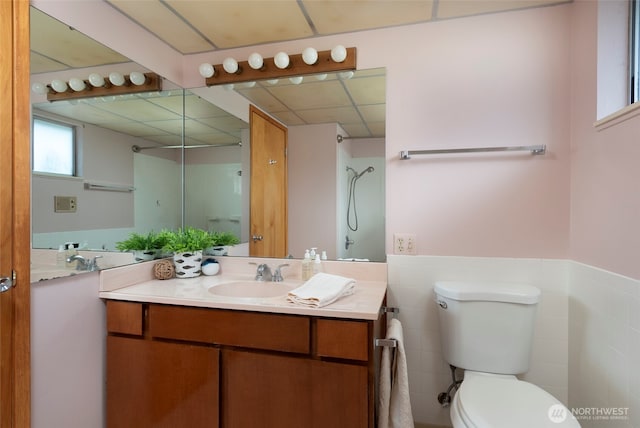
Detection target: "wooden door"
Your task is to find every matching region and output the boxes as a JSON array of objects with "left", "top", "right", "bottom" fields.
[
  {"left": 0, "top": 0, "right": 31, "bottom": 426},
  {"left": 249, "top": 105, "right": 288, "bottom": 257}
]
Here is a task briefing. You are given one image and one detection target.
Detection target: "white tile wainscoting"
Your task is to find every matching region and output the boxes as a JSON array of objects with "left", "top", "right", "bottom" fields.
[{"left": 387, "top": 255, "right": 639, "bottom": 427}]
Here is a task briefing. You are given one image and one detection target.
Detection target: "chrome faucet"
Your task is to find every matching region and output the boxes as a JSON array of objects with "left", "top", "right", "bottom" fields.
[
  {"left": 255, "top": 263, "right": 272, "bottom": 281},
  {"left": 67, "top": 255, "right": 102, "bottom": 271},
  {"left": 272, "top": 264, "right": 289, "bottom": 282}
]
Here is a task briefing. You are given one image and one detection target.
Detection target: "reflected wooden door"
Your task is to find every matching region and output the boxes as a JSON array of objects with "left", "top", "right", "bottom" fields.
[
  {"left": 249, "top": 105, "right": 288, "bottom": 257},
  {"left": 0, "top": 0, "right": 31, "bottom": 425}
]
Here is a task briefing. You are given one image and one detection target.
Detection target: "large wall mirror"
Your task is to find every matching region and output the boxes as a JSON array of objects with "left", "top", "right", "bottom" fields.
[{"left": 30, "top": 6, "right": 385, "bottom": 274}]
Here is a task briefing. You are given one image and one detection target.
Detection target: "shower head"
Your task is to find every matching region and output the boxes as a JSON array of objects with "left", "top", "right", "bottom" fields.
[{"left": 356, "top": 166, "right": 375, "bottom": 179}]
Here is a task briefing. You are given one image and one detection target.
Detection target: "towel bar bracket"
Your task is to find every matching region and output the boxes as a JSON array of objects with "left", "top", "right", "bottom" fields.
[
  {"left": 375, "top": 338, "right": 397, "bottom": 348},
  {"left": 381, "top": 306, "right": 399, "bottom": 316}
]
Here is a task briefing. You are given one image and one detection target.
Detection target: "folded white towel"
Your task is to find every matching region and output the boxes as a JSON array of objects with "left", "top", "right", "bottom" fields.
[{"left": 287, "top": 272, "right": 356, "bottom": 308}]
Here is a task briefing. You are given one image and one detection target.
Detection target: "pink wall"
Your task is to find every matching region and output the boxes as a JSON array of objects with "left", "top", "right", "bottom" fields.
[
  {"left": 43, "top": 2, "right": 574, "bottom": 261},
  {"left": 570, "top": 0, "right": 640, "bottom": 280}
]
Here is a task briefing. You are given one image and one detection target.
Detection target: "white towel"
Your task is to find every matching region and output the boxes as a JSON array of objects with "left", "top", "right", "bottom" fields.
[
  {"left": 378, "top": 318, "right": 414, "bottom": 428},
  {"left": 287, "top": 272, "right": 356, "bottom": 308}
]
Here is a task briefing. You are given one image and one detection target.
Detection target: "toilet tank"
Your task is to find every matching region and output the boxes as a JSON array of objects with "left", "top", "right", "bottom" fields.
[{"left": 434, "top": 281, "right": 541, "bottom": 375}]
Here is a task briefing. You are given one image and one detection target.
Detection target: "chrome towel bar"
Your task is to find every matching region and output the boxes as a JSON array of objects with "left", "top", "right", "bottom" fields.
[
  {"left": 400, "top": 144, "right": 546, "bottom": 160},
  {"left": 375, "top": 306, "right": 400, "bottom": 347}
]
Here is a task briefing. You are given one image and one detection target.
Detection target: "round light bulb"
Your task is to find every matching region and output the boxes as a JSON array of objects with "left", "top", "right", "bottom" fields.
[
  {"left": 129, "top": 71, "right": 146, "bottom": 85},
  {"left": 88, "top": 73, "right": 105, "bottom": 87},
  {"left": 198, "top": 63, "right": 215, "bottom": 78},
  {"left": 339, "top": 71, "right": 354, "bottom": 80},
  {"left": 289, "top": 76, "right": 303, "bottom": 85},
  {"left": 267, "top": 79, "right": 279, "bottom": 85},
  {"left": 302, "top": 47, "right": 318, "bottom": 65},
  {"left": 68, "top": 77, "right": 86, "bottom": 92},
  {"left": 274, "top": 52, "right": 290, "bottom": 69},
  {"left": 223, "top": 84, "right": 235, "bottom": 91},
  {"left": 243, "top": 81, "right": 256, "bottom": 88},
  {"left": 31, "top": 82, "right": 48, "bottom": 95},
  {"left": 223, "top": 57, "right": 239, "bottom": 74},
  {"left": 247, "top": 53, "right": 264, "bottom": 70},
  {"left": 108, "top": 72, "right": 125, "bottom": 86},
  {"left": 51, "top": 79, "right": 68, "bottom": 93},
  {"left": 331, "top": 45, "right": 347, "bottom": 63},
  {"left": 315, "top": 73, "right": 328, "bottom": 81}
]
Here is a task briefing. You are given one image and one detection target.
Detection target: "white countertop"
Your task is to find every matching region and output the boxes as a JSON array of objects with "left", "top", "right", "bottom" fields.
[{"left": 99, "top": 257, "right": 388, "bottom": 320}]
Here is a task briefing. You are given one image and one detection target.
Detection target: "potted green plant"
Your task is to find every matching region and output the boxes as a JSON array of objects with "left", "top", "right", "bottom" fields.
[
  {"left": 115, "top": 230, "right": 170, "bottom": 261},
  {"left": 206, "top": 231, "right": 241, "bottom": 256},
  {"left": 163, "top": 227, "right": 216, "bottom": 277}
]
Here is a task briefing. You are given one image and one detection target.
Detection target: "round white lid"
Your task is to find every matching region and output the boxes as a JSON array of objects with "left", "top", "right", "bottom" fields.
[
  {"left": 434, "top": 281, "right": 540, "bottom": 304},
  {"left": 455, "top": 372, "right": 580, "bottom": 427}
]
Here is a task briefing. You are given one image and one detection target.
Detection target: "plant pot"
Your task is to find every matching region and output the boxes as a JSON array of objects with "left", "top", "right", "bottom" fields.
[
  {"left": 173, "top": 250, "right": 203, "bottom": 278},
  {"left": 134, "top": 249, "right": 159, "bottom": 262}
]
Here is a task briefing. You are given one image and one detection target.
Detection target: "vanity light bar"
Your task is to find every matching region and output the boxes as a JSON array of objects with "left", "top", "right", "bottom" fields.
[
  {"left": 202, "top": 47, "right": 357, "bottom": 86},
  {"left": 43, "top": 72, "right": 162, "bottom": 102}
]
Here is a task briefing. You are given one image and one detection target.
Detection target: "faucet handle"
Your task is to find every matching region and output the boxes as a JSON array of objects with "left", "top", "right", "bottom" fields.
[
  {"left": 255, "top": 263, "right": 272, "bottom": 281},
  {"left": 272, "top": 263, "right": 289, "bottom": 282}
]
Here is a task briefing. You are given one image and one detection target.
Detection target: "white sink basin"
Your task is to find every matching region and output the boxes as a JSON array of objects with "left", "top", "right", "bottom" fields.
[{"left": 208, "top": 281, "right": 299, "bottom": 299}]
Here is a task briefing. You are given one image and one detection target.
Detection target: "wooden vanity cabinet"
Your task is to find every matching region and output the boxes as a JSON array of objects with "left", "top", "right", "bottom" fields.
[{"left": 106, "top": 300, "right": 382, "bottom": 428}]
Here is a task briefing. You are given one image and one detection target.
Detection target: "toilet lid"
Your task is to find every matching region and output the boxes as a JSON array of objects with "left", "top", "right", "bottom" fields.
[{"left": 454, "top": 372, "right": 580, "bottom": 428}]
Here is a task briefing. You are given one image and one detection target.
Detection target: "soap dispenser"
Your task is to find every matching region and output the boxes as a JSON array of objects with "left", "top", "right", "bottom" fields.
[
  {"left": 56, "top": 244, "right": 66, "bottom": 267},
  {"left": 313, "top": 254, "right": 322, "bottom": 274},
  {"left": 302, "top": 250, "right": 313, "bottom": 280}
]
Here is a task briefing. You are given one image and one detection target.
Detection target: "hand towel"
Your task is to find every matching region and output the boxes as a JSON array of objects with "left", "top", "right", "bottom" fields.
[
  {"left": 378, "top": 318, "right": 414, "bottom": 428},
  {"left": 287, "top": 272, "right": 356, "bottom": 308}
]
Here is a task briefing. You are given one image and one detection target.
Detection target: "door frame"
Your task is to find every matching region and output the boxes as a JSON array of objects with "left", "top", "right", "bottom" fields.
[{"left": 0, "top": 0, "right": 32, "bottom": 425}]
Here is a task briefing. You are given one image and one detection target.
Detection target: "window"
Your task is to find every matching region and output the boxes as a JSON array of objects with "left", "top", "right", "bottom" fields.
[
  {"left": 32, "top": 117, "right": 76, "bottom": 176},
  {"left": 631, "top": 0, "right": 640, "bottom": 103}
]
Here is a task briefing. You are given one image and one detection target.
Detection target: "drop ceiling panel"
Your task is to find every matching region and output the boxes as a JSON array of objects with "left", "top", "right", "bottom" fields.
[
  {"left": 437, "top": 0, "right": 565, "bottom": 19},
  {"left": 142, "top": 134, "right": 183, "bottom": 146},
  {"left": 99, "top": 121, "right": 172, "bottom": 138},
  {"left": 184, "top": 95, "right": 235, "bottom": 119},
  {"left": 188, "top": 133, "right": 240, "bottom": 145},
  {"left": 30, "top": 7, "right": 128, "bottom": 69},
  {"left": 30, "top": 52, "right": 68, "bottom": 74},
  {"left": 107, "top": 0, "right": 214, "bottom": 54},
  {"left": 340, "top": 122, "right": 372, "bottom": 138},
  {"left": 197, "top": 116, "right": 247, "bottom": 134},
  {"left": 165, "top": 0, "right": 313, "bottom": 49},
  {"left": 267, "top": 80, "right": 353, "bottom": 110},
  {"left": 269, "top": 111, "right": 306, "bottom": 126},
  {"left": 303, "top": 0, "right": 433, "bottom": 34},
  {"left": 33, "top": 104, "right": 128, "bottom": 125},
  {"left": 235, "top": 87, "right": 289, "bottom": 112},
  {"left": 146, "top": 94, "right": 187, "bottom": 116},
  {"left": 344, "top": 75, "right": 386, "bottom": 105},
  {"left": 358, "top": 104, "right": 386, "bottom": 123},
  {"left": 296, "top": 106, "right": 362, "bottom": 124},
  {"left": 96, "top": 99, "right": 183, "bottom": 121}
]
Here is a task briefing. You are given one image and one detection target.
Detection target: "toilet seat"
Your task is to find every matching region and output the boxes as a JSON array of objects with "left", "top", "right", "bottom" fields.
[{"left": 450, "top": 371, "right": 580, "bottom": 428}]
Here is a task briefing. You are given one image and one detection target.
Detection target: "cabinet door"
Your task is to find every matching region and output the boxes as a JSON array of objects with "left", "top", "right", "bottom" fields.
[
  {"left": 222, "top": 350, "right": 309, "bottom": 428},
  {"left": 222, "top": 350, "right": 368, "bottom": 428},
  {"left": 311, "top": 360, "right": 369, "bottom": 428},
  {"left": 107, "top": 336, "right": 219, "bottom": 428}
]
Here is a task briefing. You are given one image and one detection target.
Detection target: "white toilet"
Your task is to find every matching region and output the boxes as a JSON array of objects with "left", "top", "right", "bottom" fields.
[{"left": 434, "top": 281, "right": 580, "bottom": 428}]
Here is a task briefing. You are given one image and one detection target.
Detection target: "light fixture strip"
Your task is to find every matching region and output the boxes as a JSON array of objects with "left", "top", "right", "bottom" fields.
[
  {"left": 205, "top": 47, "right": 357, "bottom": 86},
  {"left": 46, "top": 73, "right": 163, "bottom": 102}
]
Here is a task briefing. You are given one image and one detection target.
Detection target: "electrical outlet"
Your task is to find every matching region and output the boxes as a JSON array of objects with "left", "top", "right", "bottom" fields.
[{"left": 393, "top": 233, "right": 417, "bottom": 255}]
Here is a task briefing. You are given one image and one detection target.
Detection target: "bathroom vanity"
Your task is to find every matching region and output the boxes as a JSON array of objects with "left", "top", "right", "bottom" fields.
[{"left": 100, "top": 257, "right": 387, "bottom": 428}]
